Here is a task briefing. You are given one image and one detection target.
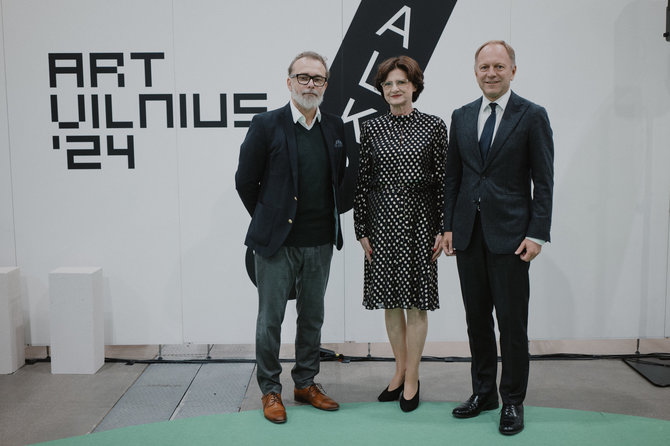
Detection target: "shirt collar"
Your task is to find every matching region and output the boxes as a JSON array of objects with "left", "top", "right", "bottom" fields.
[
  {"left": 290, "top": 100, "right": 321, "bottom": 130},
  {"left": 480, "top": 89, "right": 512, "bottom": 114}
]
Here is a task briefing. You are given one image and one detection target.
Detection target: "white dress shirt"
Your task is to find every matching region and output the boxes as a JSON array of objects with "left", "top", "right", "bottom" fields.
[
  {"left": 477, "top": 89, "right": 511, "bottom": 141},
  {"left": 290, "top": 100, "right": 321, "bottom": 130}
]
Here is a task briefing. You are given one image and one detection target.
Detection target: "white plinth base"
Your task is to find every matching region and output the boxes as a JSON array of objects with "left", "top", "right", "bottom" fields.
[
  {"left": 0, "top": 267, "right": 25, "bottom": 374},
  {"left": 49, "top": 267, "right": 104, "bottom": 374}
]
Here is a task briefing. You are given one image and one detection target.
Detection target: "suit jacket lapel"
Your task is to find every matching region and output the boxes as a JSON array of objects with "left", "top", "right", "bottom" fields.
[
  {"left": 319, "top": 114, "right": 338, "bottom": 179},
  {"left": 485, "top": 91, "right": 527, "bottom": 167},
  {"left": 281, "top": 103, "right": 299, "bottom": 193},
  {"left": 464, "top": 99, "right": 483, "bottom": 166}
]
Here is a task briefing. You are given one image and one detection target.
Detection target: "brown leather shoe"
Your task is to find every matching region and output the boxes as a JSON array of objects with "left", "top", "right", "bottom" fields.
[
  {"left": 261, "top": 392, "right": 286, "bottom": 423},
  {"left": 294, "top": 383, "right": 339, "bottom": 411}
]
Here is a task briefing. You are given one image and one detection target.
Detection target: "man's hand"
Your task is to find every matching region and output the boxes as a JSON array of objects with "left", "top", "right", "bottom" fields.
[
  {"left": 441, "top": 231, "right": 454, "bottom": 256},
  {"left": 359, "top": 237, "right": 372, "bottom": 263},
  {"left": 515, "top": 238, "right": 542, "bottom": 262}
]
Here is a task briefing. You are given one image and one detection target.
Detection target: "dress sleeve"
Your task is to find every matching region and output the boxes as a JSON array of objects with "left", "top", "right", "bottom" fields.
[
  {"left": 433, "top": 118, "right": 448, "bottom": 234},
  {"left": 353, "top": 121, "right": 373, "bottom": 240}
]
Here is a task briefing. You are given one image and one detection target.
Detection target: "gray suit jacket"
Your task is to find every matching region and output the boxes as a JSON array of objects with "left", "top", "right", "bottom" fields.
[{"left": 443, "top": 91, "right": 554, "bottom": 254}]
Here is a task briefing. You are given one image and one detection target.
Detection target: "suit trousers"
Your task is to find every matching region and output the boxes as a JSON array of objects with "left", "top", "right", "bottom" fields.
[
  {"left": 254, "top": 244, "right": 333, "bottom": 395},
  {"left": 456, "top": 214, "right": 530, "bottom": 405}
]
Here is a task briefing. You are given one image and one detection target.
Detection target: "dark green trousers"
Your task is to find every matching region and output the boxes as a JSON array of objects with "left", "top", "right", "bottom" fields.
[{"left": 254, "top": 244, "right": 333, "bottom": 395}]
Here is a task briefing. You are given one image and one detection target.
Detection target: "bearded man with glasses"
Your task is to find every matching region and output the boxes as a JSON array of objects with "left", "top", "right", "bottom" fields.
[{"left": 235, "top": 51, "right": 346, "bottom": 424}]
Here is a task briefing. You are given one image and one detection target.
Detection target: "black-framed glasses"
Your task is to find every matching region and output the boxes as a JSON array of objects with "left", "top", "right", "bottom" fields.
[{"left": 290, "top": 73, "right": 327, "bottom": 87}]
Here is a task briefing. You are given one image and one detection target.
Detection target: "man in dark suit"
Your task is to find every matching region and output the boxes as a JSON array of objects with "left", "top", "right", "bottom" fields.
[
  {"left": 442, "top": 40, "right": 554, "bottom": 435},
  {"left": 235, "top": 51, "right": 346, "bottom": 424}
]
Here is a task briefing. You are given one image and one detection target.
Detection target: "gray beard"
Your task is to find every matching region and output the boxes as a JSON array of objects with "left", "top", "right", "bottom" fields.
[{"left": 291, "top": 88, "right": 323, "bottom": 111}]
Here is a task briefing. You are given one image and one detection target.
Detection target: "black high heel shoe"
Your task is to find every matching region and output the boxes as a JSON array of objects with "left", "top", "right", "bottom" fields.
[
  {"left": 399, "top": 381, "right": 420, "bottom": 412},
  {"left": 378, "top": 382, "right": 404, "bottom": 402}
]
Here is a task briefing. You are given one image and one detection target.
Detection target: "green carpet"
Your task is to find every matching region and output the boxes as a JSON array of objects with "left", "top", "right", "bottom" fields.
[{"left": 35, "top": 402, "right": 670, "bottom": 446}]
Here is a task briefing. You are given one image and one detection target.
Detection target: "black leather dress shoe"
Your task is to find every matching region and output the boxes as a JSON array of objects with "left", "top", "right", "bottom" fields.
[
  {"left": 378, "top": 382, "right": 404, "bottom": 402},
  {"left": 499, "top": 404, "right": 524, "bottom": 435},
  {"left": 452, "top": 394, "right": 499, "bottom": 418},
  {"left": 399, "top": 381, "right": 420, "bottom": 412}
]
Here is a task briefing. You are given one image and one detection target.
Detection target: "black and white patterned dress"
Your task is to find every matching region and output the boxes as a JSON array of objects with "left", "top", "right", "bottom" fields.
[{"left": 354, "top": 110, "right": 447, "bottom": 310}]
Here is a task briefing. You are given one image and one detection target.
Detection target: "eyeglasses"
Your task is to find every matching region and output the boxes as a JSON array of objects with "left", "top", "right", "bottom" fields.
[
  {"left": 290, "top": 73, "right": 327, "bottom": 87},
  {"left": 381, "top": 79, "right": 410, "bottom": 89}
]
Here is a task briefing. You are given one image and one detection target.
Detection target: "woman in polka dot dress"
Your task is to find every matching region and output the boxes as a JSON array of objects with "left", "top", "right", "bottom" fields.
[{"left": 354, "top": 56, "right": 447, "bottom": 412}]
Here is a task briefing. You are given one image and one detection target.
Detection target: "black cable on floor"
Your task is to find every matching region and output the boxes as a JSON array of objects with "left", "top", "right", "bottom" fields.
[{"left": 24, "top": 352, "right": 670, "bottom": 366}]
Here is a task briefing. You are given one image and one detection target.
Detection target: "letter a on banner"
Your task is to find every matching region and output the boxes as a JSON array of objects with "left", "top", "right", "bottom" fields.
[{"left": 376, "top": 6, "right": 411, "bottom": 49}]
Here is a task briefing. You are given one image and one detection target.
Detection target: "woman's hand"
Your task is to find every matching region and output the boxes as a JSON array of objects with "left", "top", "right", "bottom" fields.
[
  {"left": 431, "top": 234, "right": 443, "bottom": 261},
  {"left": 359, "top": 237, "right": 373, "bottom": 263}
]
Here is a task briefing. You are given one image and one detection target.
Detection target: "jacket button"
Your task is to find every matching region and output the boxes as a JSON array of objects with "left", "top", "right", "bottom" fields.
[
  {"left": 294, "top": 196, "right": 298, "bottom": 201},
  {"left": 288, "top": 219, "right": 293, "bottom": 224}
]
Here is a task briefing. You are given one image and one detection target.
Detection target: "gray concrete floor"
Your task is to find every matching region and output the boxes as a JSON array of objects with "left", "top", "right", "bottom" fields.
[{"left": 1, "top": 344, "right": 669, "bottom": 446}]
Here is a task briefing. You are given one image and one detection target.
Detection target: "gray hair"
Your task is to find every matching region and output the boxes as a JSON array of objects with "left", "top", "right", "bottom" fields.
[{"left": 288, "top": 51, "right": 330, "bottom": 78}]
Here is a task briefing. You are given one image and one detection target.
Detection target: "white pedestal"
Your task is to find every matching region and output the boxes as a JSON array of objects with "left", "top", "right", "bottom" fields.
[
  {"left": 49, "top": 267, "right": 104, "bottom": 374},
  {"left": 0, "top": 267, "right": 25, "bottom": 374}
]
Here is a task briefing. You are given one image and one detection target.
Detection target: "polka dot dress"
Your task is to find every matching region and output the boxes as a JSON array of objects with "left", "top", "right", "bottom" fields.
[{"left": 354, "top": 109, "right": 448, "bottom": 311}]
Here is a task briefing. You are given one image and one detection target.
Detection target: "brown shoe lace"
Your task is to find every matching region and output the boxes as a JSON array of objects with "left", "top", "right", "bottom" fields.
[
  {"left": 311, "top": 383, "right": 327, "bottom": 395},
  {"left": 265, "top": 392, "right": 281, "bottom": 405}
]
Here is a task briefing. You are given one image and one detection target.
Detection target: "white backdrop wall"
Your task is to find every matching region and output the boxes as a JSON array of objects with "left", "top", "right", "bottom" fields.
[
  {"left": 0, "top": 0, "right": 668, "bottom": 345},
  {"left": 0, "top": 3, "right": 15, "bottom": 269}
]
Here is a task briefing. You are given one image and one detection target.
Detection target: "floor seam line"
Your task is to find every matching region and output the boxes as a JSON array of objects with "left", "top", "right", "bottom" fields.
[
  {"left": 91, "top": 363, "right": 149, "bottom": 433},
  {"left": 169, "top": 363, "right": 203, "bottom": 421}
]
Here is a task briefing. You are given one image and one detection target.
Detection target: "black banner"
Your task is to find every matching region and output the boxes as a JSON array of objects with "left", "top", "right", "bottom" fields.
[{"left": 322, "top": 0, "right": 458, "bottom": 211}]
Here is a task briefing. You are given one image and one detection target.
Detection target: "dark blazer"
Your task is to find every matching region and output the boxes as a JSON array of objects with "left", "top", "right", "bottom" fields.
[
  {"left": 235, "top": 103, "right": 346, "bottom": 258},
  {"left": 443, "top": 91, "right": 553, "bottom": 254}
]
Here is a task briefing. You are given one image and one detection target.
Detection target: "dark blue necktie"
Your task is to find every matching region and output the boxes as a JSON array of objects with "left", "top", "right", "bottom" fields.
[{"left": 479, "top": 102, "right": 497, "bottom": 160}]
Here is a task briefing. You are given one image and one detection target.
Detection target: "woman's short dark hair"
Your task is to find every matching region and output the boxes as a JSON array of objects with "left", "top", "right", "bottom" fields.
[{"left": 374, "top": 55, "right": 424, "bottom": 102}]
